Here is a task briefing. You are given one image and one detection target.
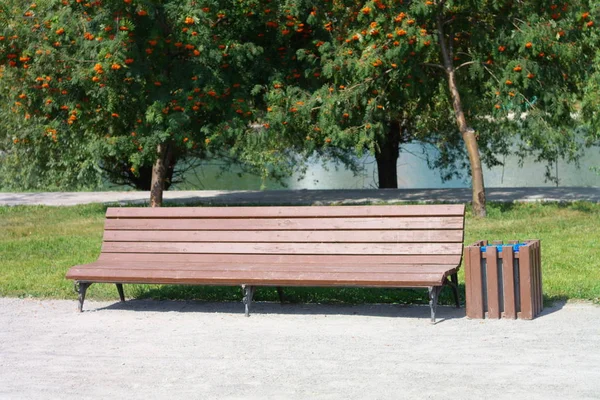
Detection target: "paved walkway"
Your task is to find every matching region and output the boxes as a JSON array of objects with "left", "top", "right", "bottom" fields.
[
  {"left": 1, "top": 298, "right": 599, "bottom": 399},
  {"left": 1, "top": 187, "right": 599, "bottom": 206}
]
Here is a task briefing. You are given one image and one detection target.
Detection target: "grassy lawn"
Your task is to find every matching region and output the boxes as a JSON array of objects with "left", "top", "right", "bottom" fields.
[{"left": 0, "top": 202, "right": 598, "bottom": 305}]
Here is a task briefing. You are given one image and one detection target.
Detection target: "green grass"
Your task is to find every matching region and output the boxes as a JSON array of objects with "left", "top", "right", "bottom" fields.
[{"left": 1, "top": 202, "right": 599, "bottom": 305}]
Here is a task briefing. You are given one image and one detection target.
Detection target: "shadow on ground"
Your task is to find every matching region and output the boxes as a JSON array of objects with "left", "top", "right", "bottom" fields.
[
  {"left": 91, "top": 285, "right": 567, "bottom": 322},
  {"left": 160, "top": 187, "right": 600, "bottom": 207},
  {"left": 94, "top": 298, "right": 466, "bottom": 323}
]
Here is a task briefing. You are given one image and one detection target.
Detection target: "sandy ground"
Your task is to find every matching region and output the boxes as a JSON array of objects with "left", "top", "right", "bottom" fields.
[{"left": 1, "top": 298, "right": 599, "bottom": 400}]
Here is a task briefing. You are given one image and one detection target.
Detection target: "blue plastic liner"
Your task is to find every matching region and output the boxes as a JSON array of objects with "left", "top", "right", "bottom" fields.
[{"left": 480, "top": 243, "right": 525, "bottom": 253}]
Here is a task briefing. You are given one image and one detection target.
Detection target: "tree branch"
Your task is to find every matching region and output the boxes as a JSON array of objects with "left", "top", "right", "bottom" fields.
[
  {"left": 456, "top": 61, "right": 476, "bottom": 71},
  {"left": 482, "top": 65, "right": 501, "bottom": 84},
  {"left": 423, "top": 63, "right": 445, "bottom": 70}
]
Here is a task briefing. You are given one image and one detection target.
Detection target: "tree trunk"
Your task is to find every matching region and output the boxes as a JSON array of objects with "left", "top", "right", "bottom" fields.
[
  {"left": 150, "top": 142, "right": 173, "bottom": 207},
  {"left": 375, "top": 120, "right": 401, "bottom": 189},
  {"left": 446, "top": 69, "right": 486, "bottom": 217},
  {"left": 128, "top": 161, "right": 176, "bottom": 191},
  {"left": 437, "top": 12, "right": 487, "bottom": 217}
]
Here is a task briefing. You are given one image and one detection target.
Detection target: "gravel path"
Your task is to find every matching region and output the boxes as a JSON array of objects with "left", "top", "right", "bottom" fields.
[
  {"left": 1, "top": 298, "right": 599, "bottom": 399},
  {"left": 1, "top": 187, "right": 599, "bottom": 206}
]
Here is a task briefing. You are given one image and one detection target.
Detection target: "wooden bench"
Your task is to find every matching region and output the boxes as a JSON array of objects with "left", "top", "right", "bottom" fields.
[{"left": 66, "top": 204, "right": 465, "bottom": 322}]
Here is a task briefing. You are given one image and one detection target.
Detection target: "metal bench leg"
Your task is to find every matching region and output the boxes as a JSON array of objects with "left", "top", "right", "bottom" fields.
[
  {"left": 116, "top": 284, "right": 125, "bottom": 302},
  {"left": 450, "top": 273, "right": 460, "bottom": 308},
  {"left": 75, "top": 282, "right": 92, "bottom": 312},
  {"left": 242, "top": 285, "right": 256, "bottom": 317},
  {"left": 428, "top": 286, "right": 442, "bottom": 324},
  {"left": 276, "top": 287, "right": 286, "bottom": 304}
]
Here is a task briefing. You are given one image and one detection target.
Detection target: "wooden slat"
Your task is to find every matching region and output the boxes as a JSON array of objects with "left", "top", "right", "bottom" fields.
[
  {"left": 101, "top": 242, "right": 463, "bottom": 255},
  {"left": 463, "top": 246, "right": 474, "bottom": 317},
  {"left": 532, "top": 243, "right": 539, "bottom": 317},
  {"left": 518, "top": 245, "right": 533, "bottom": 319},
  {"left": 65, "top": 268, "right": 444, "bottom": 287},
  {"left": 537, "top": 241, "right": 543, "bottom": 312},
  {"left": 103, "top": 217, "right": 464, "bottom": 231},
  {"left": 103, "top": 229, "right": 465, "bottom": 243},
  {"left": 533, "top": 241, "right": 542, "bottom": 316},
  {"left": 466, "top": 247, "right": 484, "bottom": 319},
  {"left": 97, "top": 253, "right": 462, "bottom": 266},
  {"left": 501, "top": 246, "right": 516, "bottom": 319},
  {"left": 485, "top": 247, "right": 500, "bottom": 319},
  {"left": 68, "top": 262, "right": 455, "bottom": 274},
  {"left": 105, "top": 204, "right": 466, "bottom": 219}
]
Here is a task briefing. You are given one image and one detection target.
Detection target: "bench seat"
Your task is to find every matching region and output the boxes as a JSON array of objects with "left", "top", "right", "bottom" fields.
[
  {"left": 66, "top": 204, "right": 466, "bottom": 322},
  {"left": 67, "top": 261, "right": 458, "bottom": 287}
]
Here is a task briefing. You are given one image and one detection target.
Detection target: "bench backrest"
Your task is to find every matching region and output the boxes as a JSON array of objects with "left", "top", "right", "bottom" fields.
[{"left": 98, "top": 205, "right": 465, "bottom": 266}]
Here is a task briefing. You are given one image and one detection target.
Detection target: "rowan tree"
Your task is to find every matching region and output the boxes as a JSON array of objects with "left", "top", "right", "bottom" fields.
[
  {"left": 0, "top": 0, "right": 313, "bottom": 204},
  {"left": 262, "top": 0, "right": 599, "bottom": 214},
  {"left": 1, "top": 0, "right": 598, "bottom": 211}
]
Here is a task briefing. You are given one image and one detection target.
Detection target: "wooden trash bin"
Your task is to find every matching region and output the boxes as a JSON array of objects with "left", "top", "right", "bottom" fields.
[{"left": 464, "top": 240, "right": 542, "bottom": 320}]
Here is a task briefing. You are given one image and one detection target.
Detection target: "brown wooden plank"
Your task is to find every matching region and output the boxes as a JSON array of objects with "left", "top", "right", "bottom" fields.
[
  {"left": 491, "top": 240, "right": 503, "bottom": 245},
  {"left": 466, "top": 247, "right": 485, "bottom": 319},
  {"left": 518, "top": 245, "right": 533, "bottom": 319},
  {"left": 537, "top": 240, "right": 543, "bottom": 312},
  {"left": 501, "top": 246, "right": 516, "bottom": 319},
  {"left": 97, "top": 252, "right": 462, "bottom": 266},
  {"left": 103, "top": 217, "right": 464, "bottom": 231},
  {"left": 69, "top": 262, "right": 455, "bottom": 274},
  {"left": 485, "top": 247, "right": 500, "bottom": 319},
  {"left": 101, "top": 241, "right": 463, "bottom": 255},
  {"left": 463, "top": 246, "right": 474, "bottom": 317},
  {"left": 106, "top": 204, "right": 466, "bottom": 219},
  {"left": 533, "top": 241, "right": 542, "bottom": 316},
  {"left": 65, "top": 268, "right": 445, "bottom": 286},
  {"left": 531, "top": 241, "right": 539, "bottom": 318},
  {"left": 103, "top": 229, "right": 465, "bottom": 243}
]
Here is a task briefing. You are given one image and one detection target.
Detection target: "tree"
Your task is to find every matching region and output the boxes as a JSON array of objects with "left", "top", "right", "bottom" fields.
[
  {"left": 254, "top": 0, "right": 444, "bottom": 189},
  {"left": 0, "top": 0, "right": 314, "bottom": 204},
  {"left": 2, "top": 0, "right": 597, "bottom": 209},
  {"left": 260, "top": 0, "right": 598, "bottom": 215},
  {"left": 422, "top": 0, "right": 599, "bottom": 215}
]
